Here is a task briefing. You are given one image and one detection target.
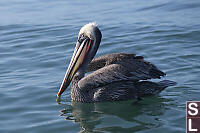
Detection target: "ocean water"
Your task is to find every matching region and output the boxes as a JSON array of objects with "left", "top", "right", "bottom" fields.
[{"left": 0, "top": 0, "right": 200, "bottom": 133}]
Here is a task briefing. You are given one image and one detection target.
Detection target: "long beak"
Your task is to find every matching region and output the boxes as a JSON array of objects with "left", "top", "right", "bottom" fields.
[{"left": 57, "top": 37, "right": 93, "bottom": 97}]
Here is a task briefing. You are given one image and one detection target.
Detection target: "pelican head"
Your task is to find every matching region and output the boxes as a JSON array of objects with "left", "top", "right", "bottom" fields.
[{"left": 57, "top": 23, "right": 102, "bottom": 97}]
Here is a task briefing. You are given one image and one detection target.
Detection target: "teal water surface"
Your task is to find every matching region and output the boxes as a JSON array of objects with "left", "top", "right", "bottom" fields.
[{"left": 0, "top": 0, "right": 200, "bottom": 133}]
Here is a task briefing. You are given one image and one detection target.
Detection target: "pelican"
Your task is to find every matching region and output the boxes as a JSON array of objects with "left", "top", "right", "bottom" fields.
[{"left": 57, "top": 23, "right": 175, "bottom": 102}]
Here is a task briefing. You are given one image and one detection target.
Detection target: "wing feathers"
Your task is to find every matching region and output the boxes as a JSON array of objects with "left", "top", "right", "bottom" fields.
[{"left": 79, "top": 53, "right": 165, "bottom": 90}]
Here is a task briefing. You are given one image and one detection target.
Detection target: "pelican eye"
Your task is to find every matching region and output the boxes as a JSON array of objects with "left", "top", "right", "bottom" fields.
[
  {"left": 78, "top": 34, "right": 85, "bottom": 43},
  {"left": 78, "top": 34, "right": 90, "bottom": 43}
]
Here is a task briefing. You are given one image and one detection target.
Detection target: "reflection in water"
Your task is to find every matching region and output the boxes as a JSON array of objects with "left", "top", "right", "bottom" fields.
[{"left": 59, "top": 97, "right": 171, "bottom": 133}]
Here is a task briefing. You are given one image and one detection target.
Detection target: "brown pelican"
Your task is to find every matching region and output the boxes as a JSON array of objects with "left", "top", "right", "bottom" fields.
[{"left": 57, "top": 23, "right": 175, "bottom": 102}]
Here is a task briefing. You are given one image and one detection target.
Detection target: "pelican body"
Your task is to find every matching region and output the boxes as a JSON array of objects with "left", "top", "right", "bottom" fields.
[{"left": 57, "top": 23, "right": 175, "bottom": 102}]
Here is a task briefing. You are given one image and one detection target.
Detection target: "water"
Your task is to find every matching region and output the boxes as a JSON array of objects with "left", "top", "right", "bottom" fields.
[{"left": 0, "top": 0, "right": 200, "bottom": 132}]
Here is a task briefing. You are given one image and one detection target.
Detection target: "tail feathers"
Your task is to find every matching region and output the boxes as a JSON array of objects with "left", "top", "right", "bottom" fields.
[
  {"left": 136, "top": 80, "right": 176, "bottom": 97},
  {"left": 158, "top": 80, "right": 177, "bottom": 88}
]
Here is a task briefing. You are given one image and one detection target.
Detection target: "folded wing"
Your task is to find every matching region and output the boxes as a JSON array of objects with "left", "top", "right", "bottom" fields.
[{"left": 79, "top": 53, "right": 165, "bottom": 90}]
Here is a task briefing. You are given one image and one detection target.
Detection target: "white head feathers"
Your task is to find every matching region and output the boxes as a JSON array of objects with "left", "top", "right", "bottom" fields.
[{"left": 79, "top": 22, "right": 98, "bottom": 40}]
